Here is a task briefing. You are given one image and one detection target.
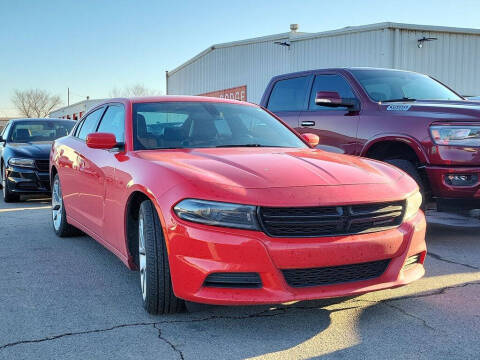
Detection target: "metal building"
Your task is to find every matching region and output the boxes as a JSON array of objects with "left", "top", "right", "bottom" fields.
[
  {"left": 49, "top": 98, "right": 107, "bottom": 120},
  {"left": 166, "top": 22, "right": 480, "bottom": 103}
]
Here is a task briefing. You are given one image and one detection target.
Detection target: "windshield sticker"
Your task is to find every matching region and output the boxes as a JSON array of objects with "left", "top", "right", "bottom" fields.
[{"left": 386, "top": 104, "right": 412, "bottom": 111}]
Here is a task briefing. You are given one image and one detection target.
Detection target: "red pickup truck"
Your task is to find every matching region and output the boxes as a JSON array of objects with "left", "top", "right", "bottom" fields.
[{"left": 260, "top": 68, "right": 480, "bottom": 211}]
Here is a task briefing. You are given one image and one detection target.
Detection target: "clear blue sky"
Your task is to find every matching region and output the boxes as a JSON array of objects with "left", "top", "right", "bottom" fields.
[{"left": 1, "top": 0, "right": 479, "bottom": 116}]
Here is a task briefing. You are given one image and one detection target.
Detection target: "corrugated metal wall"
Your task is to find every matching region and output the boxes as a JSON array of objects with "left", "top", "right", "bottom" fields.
[{"left": 167, "top": 26, "right": 480, "bottom": 103}]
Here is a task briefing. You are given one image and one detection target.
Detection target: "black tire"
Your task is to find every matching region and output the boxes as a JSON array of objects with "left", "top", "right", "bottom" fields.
[
  {"left": 385, "top": 159, "right": 427, "bottom": 206},
  {"left": 138, "top": 200, "right": 183, "bottom": 314},
  {"left": 51, "top": 174, "right": 81, "bottom": 237},
  {"left": 1, "top": 163, "right": 20, "bottom": 203}
]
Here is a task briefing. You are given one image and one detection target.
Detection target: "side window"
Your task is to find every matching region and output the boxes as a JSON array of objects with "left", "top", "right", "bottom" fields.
[
  {"left": 73, "top": 120, "right": 84, "bottom": 137},
  {"left": 96, "top": 105, "right": 125, "bottom": 142},
  {"left": 77, "top": 108, "right": 105, "bottom": 140},
  {"left": 267, "top": 76, "right": 310, "bottom": 112},
  {"left": 309, "top": 75, "right": 356, "bottom": 111},
  {"left": 1, "top": 122, "right": 10, "bottom": 138}
]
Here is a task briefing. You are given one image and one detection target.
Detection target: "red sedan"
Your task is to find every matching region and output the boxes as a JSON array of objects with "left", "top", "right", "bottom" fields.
[{"left": 50, "top": 96, "right": 426, "bottom": 314}]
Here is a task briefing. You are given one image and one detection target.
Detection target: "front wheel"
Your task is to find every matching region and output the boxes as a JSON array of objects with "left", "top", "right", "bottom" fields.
[
  {"left": 51, "top": 174, "right": 80, "bottom": 237},
  {"left": 138, "top": 200, "right": 183, "bottom": 314},
  {"left": 2, "top": 163, "right": 19, "bottom": 203}
]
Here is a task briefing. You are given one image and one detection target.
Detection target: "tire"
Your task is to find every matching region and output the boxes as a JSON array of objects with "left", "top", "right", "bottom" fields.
[
  {"left": 138, "top": 200, "right": 183, "bottom": 314},
  {"left": 385, "top": 159, "right": 427, "bottom": 206},
  {"left": 51, "top": 174, "right": 80, "bottom": 237},
  {"left": 1, "top": 163, "right": 20, "bottom": 203}
]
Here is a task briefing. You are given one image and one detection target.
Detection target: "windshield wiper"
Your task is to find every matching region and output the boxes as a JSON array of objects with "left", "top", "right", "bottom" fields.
[
  {"left": 216, "top": 144, "right": 264, "bottom": 148},
  {"left": 382, "top": 97, "right": 417, "bottom": 102}
]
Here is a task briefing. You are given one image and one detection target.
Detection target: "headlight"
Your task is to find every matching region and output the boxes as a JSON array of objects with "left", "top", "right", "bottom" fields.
[
  {"left": 173, "top": 199, "right": 259, "bottom": 230},
  {"left": 8, "top": 158, "right": 36, "bottom": 168},
  {"left": 430, "top": 125, "right": 480, "bottom": 146},
  {"left": 404, "top": 191, "right": 422, "bottom": 221}
]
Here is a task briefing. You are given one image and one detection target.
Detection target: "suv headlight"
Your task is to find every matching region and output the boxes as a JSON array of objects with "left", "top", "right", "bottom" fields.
[
  {"left": 173, "top": 199, "right": 259, "bottom": 230},
  {"left": 404, "top": 191, "right": 422, "bottom": 221},
  {"left": 430, "top": 125, "right": 480, "bottom": 146},
  {"left": 8, "top": 158, "right": 35, "bottom": 168}
]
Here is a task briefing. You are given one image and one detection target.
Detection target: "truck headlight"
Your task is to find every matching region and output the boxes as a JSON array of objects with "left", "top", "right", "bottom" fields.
[
  {"left": 430, "top": 125, "right": 480, "bottom": 146},
  {"left": 174, "top": 199, "right": 259, "bottom": 230},
  {"left": 8, "top": 158, "right": 36, "bottom": 168},
  {"left": 404, "top": 191, "right": 422, "bottom": 221}
]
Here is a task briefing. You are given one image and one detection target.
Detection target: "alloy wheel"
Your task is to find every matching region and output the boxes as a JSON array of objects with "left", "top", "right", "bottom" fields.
[
  {"left": 138, "top": 216, "right": 147, "bottom": 301},
  {"left": 51, "top": 177, "right": 63, "bottom": 231}
]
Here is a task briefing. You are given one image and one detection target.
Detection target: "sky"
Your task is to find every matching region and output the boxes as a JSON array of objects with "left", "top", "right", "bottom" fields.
[{"left": 1, "top": 0, "right": 479, "bottom": 116}]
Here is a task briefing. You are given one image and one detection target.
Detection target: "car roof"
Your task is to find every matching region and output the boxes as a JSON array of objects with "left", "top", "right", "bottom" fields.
[
  {"left": 96, "top": 95, "right": 257, "bottom": 107},
  {"left": 9, "top": 118, "right": 75, "bottom": 123}
]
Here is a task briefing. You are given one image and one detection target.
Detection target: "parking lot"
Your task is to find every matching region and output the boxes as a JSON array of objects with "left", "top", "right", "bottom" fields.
[{"left": 0, "top": 197, "right": 479, "bottom": 360}]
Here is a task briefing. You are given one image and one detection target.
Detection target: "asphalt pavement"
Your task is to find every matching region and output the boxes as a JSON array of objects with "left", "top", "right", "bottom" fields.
[{"left": 0, "top": 196, "right": 479, "bottom": 360}]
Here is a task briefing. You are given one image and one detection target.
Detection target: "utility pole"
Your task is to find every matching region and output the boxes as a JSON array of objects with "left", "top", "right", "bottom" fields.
[{"left": 67, "top": 88, "right": 70, "bottom": 106}]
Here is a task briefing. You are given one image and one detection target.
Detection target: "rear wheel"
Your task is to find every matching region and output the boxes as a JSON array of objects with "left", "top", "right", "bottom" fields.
[
  {"left": 51, "top": 174, "right": 80, "bottom": 237},
  {"left": 138, "top": 200, "right": 183, "bottom": 314},
  {"left": 1, "top": 163, "right": 19, "bottom": 202}
]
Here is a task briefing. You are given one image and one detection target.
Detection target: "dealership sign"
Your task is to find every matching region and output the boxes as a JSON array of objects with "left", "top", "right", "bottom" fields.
[{"left": 200, "top": 85, "right": 247, "bottom": 101}]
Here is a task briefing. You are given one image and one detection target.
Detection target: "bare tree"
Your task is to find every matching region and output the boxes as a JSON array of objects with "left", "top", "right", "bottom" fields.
[
  {"left": 11, "top": 89, "right": 62, "bottom": 118},
  {"left": 110, "top": 83, "right": 161, "bottom": 97}
]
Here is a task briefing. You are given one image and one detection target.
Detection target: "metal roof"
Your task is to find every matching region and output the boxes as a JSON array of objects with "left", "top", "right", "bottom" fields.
[{"left": 168, "top": 22, "right": 480, "bottom": 76}]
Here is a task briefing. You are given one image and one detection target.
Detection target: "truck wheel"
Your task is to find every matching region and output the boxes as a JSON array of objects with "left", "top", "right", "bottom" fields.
[
  {"left": 385, "top": 159, "right": 425, "bottom": 201},
  {"left": 138, "top": 200, "right": 183, "bottom": 314},
  {"left": 51, "top": 174, "right": 81, "bottom": 237},
  {"left": 2, "top": 163, "right": 20, "bottom": 203}
]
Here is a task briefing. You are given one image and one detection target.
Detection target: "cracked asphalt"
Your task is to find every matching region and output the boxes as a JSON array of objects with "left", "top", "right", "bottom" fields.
[{"left": 0, "top": 197, "right": 479, "bottom": 360}]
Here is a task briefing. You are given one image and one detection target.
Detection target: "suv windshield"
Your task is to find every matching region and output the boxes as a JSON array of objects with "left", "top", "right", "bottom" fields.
[
  {"left": 132, "top": 102, "right": 307, "bottom": 150},
  {"left": 350, "top": 69, "right": 463, "bottom": 102},
  {"left": 9, "top": 121, "right": 74, "bottom": 143}
]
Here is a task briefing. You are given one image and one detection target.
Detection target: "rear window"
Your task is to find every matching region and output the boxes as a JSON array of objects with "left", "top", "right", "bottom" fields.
[{"left": 267, "top": 76, "right": 310, "bottom": 112}]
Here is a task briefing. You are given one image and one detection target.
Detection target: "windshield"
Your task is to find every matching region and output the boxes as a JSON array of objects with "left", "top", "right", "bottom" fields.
[
  {"left": 9, "top": 121, "right": 74, "bottom": 143},
  {"left": 350, "top": 69, "right": 463, "bottom": 102},
  {"left": 132, "top": 102, "right": 307, "bottom": 150}
]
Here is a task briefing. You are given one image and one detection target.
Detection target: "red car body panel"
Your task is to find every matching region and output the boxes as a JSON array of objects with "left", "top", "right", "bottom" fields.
[
  {"left": 51, "top": 96, "right": 426, "bottom": 305},
  {"left": 260, "top": 68, "right": 480, "bottom": 204}
]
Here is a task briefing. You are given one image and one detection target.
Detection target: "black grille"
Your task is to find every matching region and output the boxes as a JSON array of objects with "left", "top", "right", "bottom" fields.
[
  {"left": 203, "top": 272, "right": 262, "bottom": 288},
  {"left": 35, "top": 160, "right": 49, "bottom": 172},
  {"left": 282, "top": 259, "right": 390, "bottom": 288},
  {"left": 258, "top": 201, "right": 404, "bottom": 237}
]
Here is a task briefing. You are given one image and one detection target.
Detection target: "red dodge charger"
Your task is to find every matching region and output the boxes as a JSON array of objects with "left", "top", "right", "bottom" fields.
[{"left": 50, "top": 96, "right": 426, "bottom": 314}]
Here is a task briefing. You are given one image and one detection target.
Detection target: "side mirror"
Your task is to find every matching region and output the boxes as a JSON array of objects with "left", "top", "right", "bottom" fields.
[
  {"left": 0, "top": 135, "right": 4, "bottom": 143},
  {"left": 302, "top": 133, "right": 320, "bottom": 147},
  {"left": 86, "top": 133, "right": 117, "bottom": 149},
  {"left": 315, "top": 91, "right": 359, "bottom": 111}
]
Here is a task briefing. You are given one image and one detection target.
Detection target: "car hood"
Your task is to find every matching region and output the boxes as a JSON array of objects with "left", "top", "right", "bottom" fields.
[
  {"left": 136, "top": 148, "right": 404, "bottom": 189},
  {"left": 6, "top": 141, "right": 52, "bottom": 159},
  {"left": 380, "top": 100, "right": 480, "bottom": 123}
]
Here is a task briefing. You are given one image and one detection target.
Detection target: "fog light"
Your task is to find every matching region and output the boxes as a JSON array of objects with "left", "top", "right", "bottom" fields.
[{"left": 445, "top": 174, "right": 478, "bottom": 187}]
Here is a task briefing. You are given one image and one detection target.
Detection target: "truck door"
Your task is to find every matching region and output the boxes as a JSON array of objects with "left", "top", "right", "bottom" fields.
[
  {"left": 265, "top": 75, "right": 312, "bottom": 130},
  {"left": 297, "top": 74, "right": 360, "bottom": 155}
]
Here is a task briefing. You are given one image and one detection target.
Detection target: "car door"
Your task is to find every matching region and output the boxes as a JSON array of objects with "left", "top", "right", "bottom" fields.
[
  {"left": 0, "top": 122, "right": 11, "bottom": 161},
  {"left": 66, "top": 106, "right": 106, "bottom": 235},
  {"left": 265, "top": 75, "right": 312, "bottom": 130},
  {"left": 297, "top": 73, "right": 360, "bottom": 154},
  {"left": 93, "top": 104, "right": 126, "bottom": 248}
]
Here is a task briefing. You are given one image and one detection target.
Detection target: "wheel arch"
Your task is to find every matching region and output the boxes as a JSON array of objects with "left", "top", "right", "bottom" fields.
[{"left": 361, "top": 135, "right": 428, "bottom": 164}]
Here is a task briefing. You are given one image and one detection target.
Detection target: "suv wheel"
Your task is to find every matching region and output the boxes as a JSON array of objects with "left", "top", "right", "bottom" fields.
[
  {"left": 138, "top": 200, "right": 183, "bottom": 314},
  {"left": 385, "top": 159, "right": 426, "bottom": 204},
  {"left": 1, "top": 163, "right": 19, "bottom": 202}
]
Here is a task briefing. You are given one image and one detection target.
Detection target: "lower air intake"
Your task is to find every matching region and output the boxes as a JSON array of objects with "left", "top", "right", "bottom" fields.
[
  {"left": 282, "top": 259, "right": 390, "bottom": 288},
  {"left": 203, "top": 272, "right": 262, "bottom": 288}
]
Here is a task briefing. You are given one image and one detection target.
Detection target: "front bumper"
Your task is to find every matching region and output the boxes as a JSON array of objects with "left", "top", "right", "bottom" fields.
[
  {"left": 426, "top": 166, "right": 480, "bottom": 207},
  {"left": 5, "top": 165, "right": 51, "bottom": 194},
  {"left": 167, "top": 211, "right": 427, "bottom": 305}
]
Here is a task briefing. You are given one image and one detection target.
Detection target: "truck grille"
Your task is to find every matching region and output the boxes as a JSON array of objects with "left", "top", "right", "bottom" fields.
[
  {"left": 282, "top": 259, "right": 390, "bottom": 288},
  {"left": 35, "top": 160, "right": 49, "bottom": 172},
  {"left": 258, "top": 201, "right": 404, "bottom": 237}
]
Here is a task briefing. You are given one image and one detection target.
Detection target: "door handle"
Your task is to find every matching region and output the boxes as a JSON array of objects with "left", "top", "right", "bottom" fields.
[{"left": 301, "top": 121, "right": 315, "bottom": 127}]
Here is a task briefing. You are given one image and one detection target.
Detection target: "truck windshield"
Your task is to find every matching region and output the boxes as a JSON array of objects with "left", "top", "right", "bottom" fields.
[
  {"left": 132, "top": 102, "right": 307, "bottom": 150},
  {"left": 350, "top": 69, "right": 463, "bottom": 102}
]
